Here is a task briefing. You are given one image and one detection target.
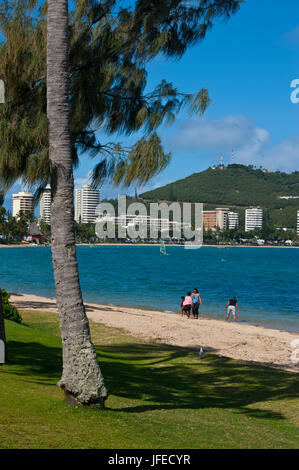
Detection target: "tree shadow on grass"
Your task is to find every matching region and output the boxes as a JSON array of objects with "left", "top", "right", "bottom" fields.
[
  {"left": 3, "top": 340, "right": 299, "bottom": 422},
  {"left": 97, "top": 343, "right": 299, "bottom": 420},
  {"left": 2, "top": 340, "right": 62, "bottom": 385}
]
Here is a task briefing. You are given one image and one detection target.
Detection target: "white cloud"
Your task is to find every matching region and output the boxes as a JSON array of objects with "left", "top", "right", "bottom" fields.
[
  {"left": 231, "top": 129, "right": 299, "bottom": 173},
  {"left": 166, "top": 115, "right": 259, "bottom": 151},
  {"left": 235, "top": 127, "right": 271, "bottom": 163},
  {"left": 280, "top": 26, "right": 299, "bottom": 50},
  {"left": 72, "top": 113, "right": 299, "bottom": 198},
  {"left": 258, "top": 136, "right": 299, "bottom": 172},
  {"left": 165, "top": 114, "right": 299, "bottom": 173}
]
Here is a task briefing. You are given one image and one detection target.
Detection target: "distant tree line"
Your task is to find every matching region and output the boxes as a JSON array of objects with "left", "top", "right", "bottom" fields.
[{"left": 0, "top": 203, "right": 99, "bottom": 244}]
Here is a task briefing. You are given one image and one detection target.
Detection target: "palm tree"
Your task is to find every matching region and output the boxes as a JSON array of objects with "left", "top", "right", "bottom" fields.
[
  {"left": 0, "top": 0, "right": 242, "bottom": 406},
  {"left": 47, "top": 0, "right": 107, "bottom": 407},
  {"left": 0, "top": 289, "right": 6, "bottom": 362}
]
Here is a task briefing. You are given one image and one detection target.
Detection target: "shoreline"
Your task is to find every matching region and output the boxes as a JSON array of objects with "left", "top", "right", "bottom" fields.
[
  {"left": 48, "top": 295, "right": 299, "bottom": 333},
  {"left": 9, "top": 292, "right": 299, "bottom": 374},
  {"left": 1, "top": 243, "right": 298, "bottom": 248},
  {"left": 8, "top": 292, "right": 299, "bottom": 334}
]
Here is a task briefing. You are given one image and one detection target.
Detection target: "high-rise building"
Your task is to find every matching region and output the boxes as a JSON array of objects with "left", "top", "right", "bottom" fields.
[
  {"left": 245, "top": 208, "right": 263, "bottom": 232},
  {"left": 75, "top": 185, "right": 100, "bottom": 223},
  {"left": 75, "top": 189, "right": 82, "bottom": 223},
  {"left": 12, "top": 192, "right": 34, "bottom": 218},
  {"left": 203, "top": 211, "right": 217, "bottom": 230},
  {"left": 216, "top": 208, "right": 230, "bottom": 231},
  {"left": 297, "top": 210, "right": 299, "bottom": 236},
  {"left": 227, "top": 211, "right": 239, "bottom": 230},
  {"left": 203, "top": 208, "right": 230, "bottom": 231},
  {"left": 40, "top": 185, "right": 51, "bottom": 224}
]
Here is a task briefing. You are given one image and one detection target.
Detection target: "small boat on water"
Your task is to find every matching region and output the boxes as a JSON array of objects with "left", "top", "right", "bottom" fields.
[{"left": 160, "top": 240, "right": 167, "bottom": 255}]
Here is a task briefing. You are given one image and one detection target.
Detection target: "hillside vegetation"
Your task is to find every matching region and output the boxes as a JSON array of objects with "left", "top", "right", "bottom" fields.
[{"left": 141, "top": 165, "right": 299, "bottom": 208}]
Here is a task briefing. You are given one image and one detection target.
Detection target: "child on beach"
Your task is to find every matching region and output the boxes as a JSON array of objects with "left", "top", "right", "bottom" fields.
[
  {"left": 182, "top": 292, "right": 192, "bottom": 318},
  {"left": 181, "top": 296, "right": 185, "bottom": 316}
]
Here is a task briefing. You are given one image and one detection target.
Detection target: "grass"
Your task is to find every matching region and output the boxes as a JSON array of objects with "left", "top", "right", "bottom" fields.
[{"left": 0, "top": 310, "right": 298, "bottom": 449}]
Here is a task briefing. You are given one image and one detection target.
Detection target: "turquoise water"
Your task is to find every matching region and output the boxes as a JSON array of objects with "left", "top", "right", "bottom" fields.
[{"left": 0, "top": 245, "right": 298, "bottom": 332}]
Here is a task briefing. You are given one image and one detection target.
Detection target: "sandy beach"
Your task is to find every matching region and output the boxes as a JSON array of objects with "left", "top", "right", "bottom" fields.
[
  {"left": 9, "top": 292, "right": 299, "bottom": 374},
  {"left": 0, "top": 243, "right": 298, "bottom": 248}
]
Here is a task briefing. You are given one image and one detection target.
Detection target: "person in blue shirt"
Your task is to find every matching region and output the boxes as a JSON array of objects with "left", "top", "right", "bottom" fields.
[{"left": 191, "top": 288, "right": 203, "bottom": 319}]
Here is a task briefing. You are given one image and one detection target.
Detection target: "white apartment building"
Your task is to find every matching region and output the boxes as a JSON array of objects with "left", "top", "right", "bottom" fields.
[
  {"left": 96, "top": 214, "right": 189, "bottom": 230},
  {"left": 12, "top": 192, "right": 34, "bottom": 218},
  {"left": 95, "top": 213, "right": 191, "bottom": 239},
  {"left": 40, "top": 185, "right": 51, "bottom": 224},
  {"left": 216, "top": 208, "right": 230, "bottom": 231},
  {"left": 245, "top": 208, "right": 263, "bottom": 232},
  {"left": 75, "top": 185, "right": 100, "bottom": 223},
  {"left": 227, "top": 211, "right": 239, "bottom": 230}
]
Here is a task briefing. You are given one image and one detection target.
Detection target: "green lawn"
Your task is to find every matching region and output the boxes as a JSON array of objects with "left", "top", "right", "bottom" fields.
[{"left": 0, "top": 311, "right": 298, "bottom": 449}]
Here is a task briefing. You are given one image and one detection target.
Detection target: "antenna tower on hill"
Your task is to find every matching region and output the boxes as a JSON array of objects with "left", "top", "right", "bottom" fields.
[{"left": 220, "top": 154, "right": 224, "bottom": 169}]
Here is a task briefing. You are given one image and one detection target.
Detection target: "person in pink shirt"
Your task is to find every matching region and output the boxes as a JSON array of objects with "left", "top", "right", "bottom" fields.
[{"left": 182, "top": 292, "right": 192, "bottom": 318}]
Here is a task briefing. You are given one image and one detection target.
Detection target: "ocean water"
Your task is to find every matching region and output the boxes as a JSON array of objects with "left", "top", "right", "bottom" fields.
[{"left": 0, "top": 245, "right": 298, "bottom": 332}]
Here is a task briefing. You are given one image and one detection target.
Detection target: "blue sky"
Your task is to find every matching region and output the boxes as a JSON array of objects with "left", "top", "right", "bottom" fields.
[
  {"left": 75, "top": 0, "right": 299, "bottom": 198},
  {"left": 4, "top": 0, "right": 299, "bottom": 210}
]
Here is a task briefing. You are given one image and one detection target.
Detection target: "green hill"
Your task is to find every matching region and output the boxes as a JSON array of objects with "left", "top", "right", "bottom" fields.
[{"left": 141, "top": 164, "right": 299, "bottom": 208}]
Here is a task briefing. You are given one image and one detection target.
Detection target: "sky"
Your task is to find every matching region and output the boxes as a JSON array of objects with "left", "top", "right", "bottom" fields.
[{"left": 3, "top": 0, "right": 299, "bottom": 211}]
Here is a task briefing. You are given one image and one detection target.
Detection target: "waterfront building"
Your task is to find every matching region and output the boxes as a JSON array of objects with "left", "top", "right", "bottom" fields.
[
  {"left": 203, "top": 211, "right": 217, "bottom": 230},
  {"left": 12, "top": 192, "right": 34, "bottom": 218},
  {"left": 245, "top": 208, "right": 263, "bottom": 232},
  {"left": 216, "top": 207, "right": 230, "bottom": 230},
  {"left": 40, "top": 185, "right": 51, "bottom": 224},
  {"left": 203, "top": 208, "right": 230, "bottom": 231},
  {"left": 75, "top": 185, "right": 100, "bottom": 223},
  {"left": 227, "top": 211, "right": 239, "bottom": 230},
  {"left": 96, "top": 214, "right": 188, "bottom": 231}
]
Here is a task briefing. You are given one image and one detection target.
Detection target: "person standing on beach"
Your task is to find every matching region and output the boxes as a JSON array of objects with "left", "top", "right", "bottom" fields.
[
  {"left": 225, "top": 296, "right": 239, "bottom": 322},
  {"left": 180, "top": 296, "right": 185, "bottom": 316},
  {"left": 182, "top": 292, "right": 193, "bottom": 318},
  {"left": 191, "top": 288, "right": 203, "bottom": 319}
]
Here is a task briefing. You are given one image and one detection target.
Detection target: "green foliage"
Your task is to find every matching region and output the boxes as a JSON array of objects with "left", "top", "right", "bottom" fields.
[
  {"left": 0, "top": 210, "right": 35, "bottom": 242},
  {"left": 205, "top": 226, "right": 298, "bottom": 244},
  {"left": 112, "top": 133, "right": 171, "bottom": 187},
  {"left": 141, "top": 165, "right": 299, "bottom": 206},
  {"left": 74, "top": 221, "right": 97, "bottom": 243},
  {"left": 1, "top": 289, "right": 22, "bottom": 324},
  {"left": 39, "top": 220, "right": 51, "bottom": 241},
  {"left": 0, "top": 0, "right": 242, "bottom": 193}
]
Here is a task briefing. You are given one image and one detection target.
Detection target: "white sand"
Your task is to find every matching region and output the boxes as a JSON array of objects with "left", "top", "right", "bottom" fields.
[{"left": 10, "top": 292, "right": 299, "bottom": 373}]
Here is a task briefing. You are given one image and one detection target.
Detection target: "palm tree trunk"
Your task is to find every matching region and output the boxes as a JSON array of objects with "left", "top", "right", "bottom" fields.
[
  {"left": 0, "top": 290, "right": 6, "bottom": 363},
  {"left": 47, "top": 0, "right": 107, "bottom": 407}
]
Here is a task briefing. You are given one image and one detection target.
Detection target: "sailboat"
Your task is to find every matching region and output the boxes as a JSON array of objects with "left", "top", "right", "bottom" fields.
[{"left": 160, "top": 240, "right": 167, "bottom": 255}]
